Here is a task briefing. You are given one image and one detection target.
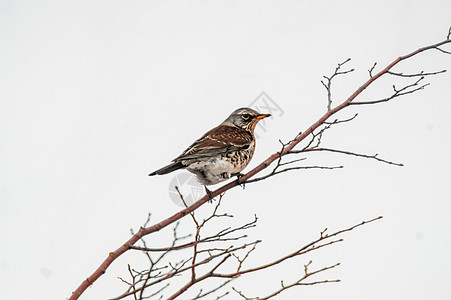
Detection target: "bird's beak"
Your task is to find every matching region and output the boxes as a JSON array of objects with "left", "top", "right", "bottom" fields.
[{"left": 255, "top": 113, "right": 271, "bottom": 120}]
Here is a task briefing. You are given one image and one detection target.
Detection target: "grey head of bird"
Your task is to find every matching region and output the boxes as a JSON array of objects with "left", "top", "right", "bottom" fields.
[{"left": 221, "top": 107, "right": 271, "bottom": 132}]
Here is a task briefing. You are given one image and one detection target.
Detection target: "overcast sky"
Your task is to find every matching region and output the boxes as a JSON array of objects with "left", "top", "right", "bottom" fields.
[{"left": 1, "top": 1, "right": 451, "bottom": 299}]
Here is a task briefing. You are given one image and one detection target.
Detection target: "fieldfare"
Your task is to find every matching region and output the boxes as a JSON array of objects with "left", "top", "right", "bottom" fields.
[{"left": 149, "top": 107, "right": 271, "bottom": 185}]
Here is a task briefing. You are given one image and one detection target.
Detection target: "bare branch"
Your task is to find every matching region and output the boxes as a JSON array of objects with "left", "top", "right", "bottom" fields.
[
  {"left": 130, "top": 216, "right": 257, "bottom": 253},
  {"left": 323, "top": 113, "right": 358, "bottom": 125},
  {"left": 434, "top": 46, "right": 451, "bottom": 55},
  {"left": 188, "top": 280, "right": 232, "bottom": 300},
  {"left": 368, "top": 62, "right": 377, "bottom": 78},
  {"left": 246, "top": 165, "right": 343, "bottom": 183},
  {"left": 224, "top": 217, "right": 381, "bottom": 299},
  {"left": 232, "top": 262, "right": 340, "bottom": 300},
  {"left": 350, "top": 77, "right": 429, "bottom": 105},
  {"left": 294, "top": 147, "right": 404, "bottom": 167},
  {"left": 321, "top": 58, "right": 355, "bottom": 111},
  {"left": 212, "top": 216, "right": 382, "bottom": 279},
  {"left": 166, "top": 254, "right": 233, "bottom": 300},
  {"left": 388, "top": 69, "right": 447, "bottom": 77},
  {"left": 113, "top": 211, "right": 260, "bottom": 300}
]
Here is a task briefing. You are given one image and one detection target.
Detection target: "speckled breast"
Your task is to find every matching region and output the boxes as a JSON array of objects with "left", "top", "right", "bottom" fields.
[{"left": 224, "top": 140, "right": 256, "bottom": 173}]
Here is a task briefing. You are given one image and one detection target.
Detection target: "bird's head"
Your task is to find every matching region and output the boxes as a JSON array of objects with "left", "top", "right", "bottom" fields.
[{"left": 222, "top": 107, "right": 271, "bottom": 132}]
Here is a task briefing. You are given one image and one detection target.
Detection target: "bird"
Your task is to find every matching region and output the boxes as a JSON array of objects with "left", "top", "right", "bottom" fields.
[{"left": 149, "top": 107, "right": 271, "bottom": 186}]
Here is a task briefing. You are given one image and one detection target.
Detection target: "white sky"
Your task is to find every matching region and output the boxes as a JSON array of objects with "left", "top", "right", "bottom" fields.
[{"left": 1, "top": 1, "right": 451, "bottom": 299}]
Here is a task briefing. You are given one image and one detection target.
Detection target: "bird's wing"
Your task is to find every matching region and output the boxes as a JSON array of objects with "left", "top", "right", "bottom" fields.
[{"left": 173, "top": 125, "right": 253, "bottom": 162}]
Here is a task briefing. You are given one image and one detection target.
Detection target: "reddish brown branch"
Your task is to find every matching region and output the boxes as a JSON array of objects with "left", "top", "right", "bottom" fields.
[{"left": 68, "top": 33, "right": 451, "bottom": 300}]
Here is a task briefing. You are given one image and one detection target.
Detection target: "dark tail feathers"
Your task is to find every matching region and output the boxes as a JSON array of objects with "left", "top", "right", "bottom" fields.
[{"left": 149, "top": 161, "right": 184, "bottom": 176}]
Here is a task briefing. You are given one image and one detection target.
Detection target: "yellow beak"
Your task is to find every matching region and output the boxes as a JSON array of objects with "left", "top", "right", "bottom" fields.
[{"left": 255, "top": 113, "right": 271, "bottom": 120}]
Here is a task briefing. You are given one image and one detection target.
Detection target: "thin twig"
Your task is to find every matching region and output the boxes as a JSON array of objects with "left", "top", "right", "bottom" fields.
[
  {"left": 321, "top": 58, "right": 355, "bottom": 111},
  {"left": 295, "top": 147, "right": 404, "bottom": 166},
  {"left": 388, "top": 69, "right": 447, "bottom": 77},
  {"left": 350, "top": 77, "right": 430, "bottom": 105}
]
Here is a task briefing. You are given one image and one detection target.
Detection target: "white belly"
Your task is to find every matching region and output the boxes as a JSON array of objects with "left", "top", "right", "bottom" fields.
[{"left": 186, "top": 157, "right": 240, "bottom": 185}]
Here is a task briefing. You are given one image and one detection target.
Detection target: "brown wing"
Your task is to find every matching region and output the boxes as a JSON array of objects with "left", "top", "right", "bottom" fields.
[{"left": 173, "top": 125, "right": 253, "bottom": 162}]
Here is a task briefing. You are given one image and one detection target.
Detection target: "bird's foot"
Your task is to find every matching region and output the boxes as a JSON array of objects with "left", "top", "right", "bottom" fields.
[
  {"left": 204, "top": 186, "right": 215, "bottom": 202},
  {"left": 233, "top": 172, "right": 246, "bottom": 190}
]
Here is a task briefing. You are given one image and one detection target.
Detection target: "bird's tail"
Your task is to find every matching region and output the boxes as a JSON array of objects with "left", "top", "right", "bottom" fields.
[{"left": 149, "top": 161, "right": 184, "bottom": 176}]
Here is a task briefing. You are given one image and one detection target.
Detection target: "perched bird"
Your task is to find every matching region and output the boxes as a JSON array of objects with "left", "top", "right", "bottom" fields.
[{"left": 149, "top": 107, "right": 271, "bottom": 185}]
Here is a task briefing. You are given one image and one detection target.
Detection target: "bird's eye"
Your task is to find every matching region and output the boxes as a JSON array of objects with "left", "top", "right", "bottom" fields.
[{"left": 242, "top": 114, "right": 250, "bottom": 120}]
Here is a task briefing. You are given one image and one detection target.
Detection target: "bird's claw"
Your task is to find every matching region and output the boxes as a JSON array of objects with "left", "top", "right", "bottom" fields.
[
  {"left": 233, "top": 172, "right": 246, "bottom": 190},
  {"left": 204, "top": 186, "right": 215, "bottom": 202}
]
